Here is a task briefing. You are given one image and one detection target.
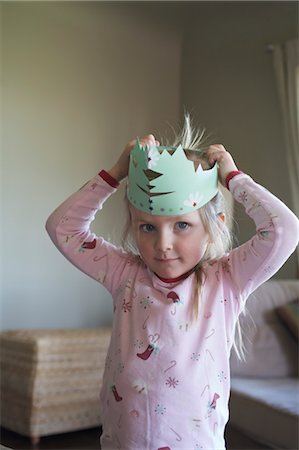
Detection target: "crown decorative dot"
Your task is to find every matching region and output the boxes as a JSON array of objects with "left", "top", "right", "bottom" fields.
[{"left": 127, "top": 138, "right": 218, "bottom": 216}]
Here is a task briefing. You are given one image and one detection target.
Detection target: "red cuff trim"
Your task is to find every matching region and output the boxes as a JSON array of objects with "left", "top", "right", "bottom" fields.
[
  {"left": 99, "top": 170, "right": 120, "bottom": 188},
  {"left": 225, "top": 171, "right": 243, "bottom": 190}
]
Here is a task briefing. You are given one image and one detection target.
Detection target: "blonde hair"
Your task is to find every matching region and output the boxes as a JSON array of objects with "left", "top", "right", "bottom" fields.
[{"left": 122, "top": 114, "right": 244, "bottom": 358}]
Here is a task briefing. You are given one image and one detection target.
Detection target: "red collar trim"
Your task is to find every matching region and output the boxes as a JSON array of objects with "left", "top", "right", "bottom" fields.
[{"left": 155, "top": 267, "right": 196, "bottom": 283}]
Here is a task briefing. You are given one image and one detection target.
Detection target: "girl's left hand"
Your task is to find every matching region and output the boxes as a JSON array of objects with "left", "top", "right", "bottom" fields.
[{"left": 206, "top": 144, "right": 239, "bottom": 187}]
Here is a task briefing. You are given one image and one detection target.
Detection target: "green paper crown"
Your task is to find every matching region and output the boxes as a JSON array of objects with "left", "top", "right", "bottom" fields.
[{"left": 127, "top": 138, "right": 218, "bottom": 216}]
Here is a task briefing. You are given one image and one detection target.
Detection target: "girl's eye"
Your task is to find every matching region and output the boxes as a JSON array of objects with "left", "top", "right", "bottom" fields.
[
  {"left": 176, "top": 222, "right": 189, "bottom": 230},
  {"left": 140, "top": 224, "right": 155, "bottom": 233}
]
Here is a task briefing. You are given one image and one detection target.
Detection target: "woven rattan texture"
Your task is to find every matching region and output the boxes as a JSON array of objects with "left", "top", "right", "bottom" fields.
[{"left": 0, "top": 328, "right": 111, "bottom": 440}]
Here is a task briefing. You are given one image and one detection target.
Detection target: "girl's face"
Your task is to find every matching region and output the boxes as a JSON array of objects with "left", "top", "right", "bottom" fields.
[{"left": 129, "top": 205, "right": 209, "bottom": 279}]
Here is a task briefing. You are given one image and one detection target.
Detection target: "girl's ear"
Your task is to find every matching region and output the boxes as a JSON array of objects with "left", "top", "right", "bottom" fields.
[{"left": 218, "top": 212, "right": 225, "bottom": 223}]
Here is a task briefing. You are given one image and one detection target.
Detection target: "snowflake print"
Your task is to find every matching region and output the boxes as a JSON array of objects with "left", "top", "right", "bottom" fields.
[
  {"left": 238, "top": 190, "right": 248, "bottom": 203},
  {"left": 146, "top": 147, "right": 160, "bottom": 169},
  {"left": 165, "top": 376, "right": 179, "bottom": 388},
  {"left": 140, "top": 296, "right": 154, "bottom": 309},
  {"left": 218, "top": 371, "right": 227, "bottom": 382},
  {"left": 117, "top": 362, "right": 125, "bottom": 373},
  {"left": 133, "top": 339, "right": 144, "bottom": 349},
  {"left": 155, "top": 403, "right": 167, "bottom": 415},
  {"left": 122, "top": 299, "right": 132, "bottom": 313},
  {"left": 60, "top": 215, "right": 69, "bottom": 224},
  {"left": 191, "top": 352, "right": 201, "bottom": 362},
  {"left": 90, "top": 182, "right": 98, "bottom": 190},
  {"left": 184, "top": 192, "right": 203, "bottom": 208},
  {"left": 221, "top": 259, "right": 230, "bottom": 273}
]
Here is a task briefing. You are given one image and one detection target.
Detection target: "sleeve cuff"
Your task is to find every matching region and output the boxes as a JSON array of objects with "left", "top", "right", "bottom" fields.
[
  {"left": 225, "top": 171, "right": 243, "bottom": 190},
  {"left": 98, "top": 170, "right": 120, "bottom": 189}
]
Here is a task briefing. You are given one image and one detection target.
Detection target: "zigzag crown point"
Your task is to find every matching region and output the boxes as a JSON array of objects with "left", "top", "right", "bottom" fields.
[{"left": 158, "top": 146, "right": 195, "bottom": 172}]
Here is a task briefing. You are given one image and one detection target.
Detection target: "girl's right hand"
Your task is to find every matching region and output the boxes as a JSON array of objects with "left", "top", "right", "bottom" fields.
[{"left": 108, "top": 134, "right": 159, "bottom": 182}]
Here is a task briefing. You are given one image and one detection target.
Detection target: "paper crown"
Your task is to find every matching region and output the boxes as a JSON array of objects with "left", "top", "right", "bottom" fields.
[{"left": 127, "top": 138, "right": 218, "bottom": 216}]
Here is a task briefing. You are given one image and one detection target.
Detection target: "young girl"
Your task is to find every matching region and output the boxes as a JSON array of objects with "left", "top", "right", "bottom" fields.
[{"left": 46, "top": 118, "right": 298, "bottom": 450}]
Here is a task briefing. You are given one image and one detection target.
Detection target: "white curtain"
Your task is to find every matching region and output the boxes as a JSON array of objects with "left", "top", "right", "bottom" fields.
[{"left": 272, "top": 39, "right": 299, "bottom": 269}]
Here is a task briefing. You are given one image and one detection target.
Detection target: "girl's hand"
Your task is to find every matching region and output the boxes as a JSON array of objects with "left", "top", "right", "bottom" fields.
[
  {"left": 108, "top": 134, "right": 160, "bottom": 182},
  {"left": 206, "top": 144, "right": 238, "bottom": 187}
]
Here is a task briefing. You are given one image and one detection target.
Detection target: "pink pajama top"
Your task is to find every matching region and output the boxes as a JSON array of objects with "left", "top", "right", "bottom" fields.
[{"left": 46, "top": 171, "right": 298, "bottom": 450}]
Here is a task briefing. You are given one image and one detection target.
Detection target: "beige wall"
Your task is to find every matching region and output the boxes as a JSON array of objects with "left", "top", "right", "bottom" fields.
[
  {"left": 1, "top": 2, "right": 297, "bottom": 330},
  {"left": 181, "top": 1, "right": 298, "bottom": 279},
  {"left": 1, "top": 2, "right": 182, "bottom": 330}
]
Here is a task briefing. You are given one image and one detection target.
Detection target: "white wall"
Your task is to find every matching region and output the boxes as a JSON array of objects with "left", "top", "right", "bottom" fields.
[
  {"left": 1, "top": 2, "right": 182, "bottom": 330},
  {"left": 181, "top": 1, "right": 298, "bottom": 279}
]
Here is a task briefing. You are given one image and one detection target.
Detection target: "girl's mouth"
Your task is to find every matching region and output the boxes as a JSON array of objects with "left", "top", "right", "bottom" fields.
[{"left": 156, "top": 258, "right": 178, "bottom": 263}]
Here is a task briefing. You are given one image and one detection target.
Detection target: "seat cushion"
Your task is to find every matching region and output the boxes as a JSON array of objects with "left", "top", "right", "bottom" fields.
[
  {"left": 230, "top": 280, "right": 299, "bottom": 378},
  {"left": 229, "top": 377, "right": 299, "bottom": 449}
]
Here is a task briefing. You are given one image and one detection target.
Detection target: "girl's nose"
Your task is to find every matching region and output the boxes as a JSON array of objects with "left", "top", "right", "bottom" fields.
[{"left": 154, "top": 231, "right": 173, "bottom": 252}]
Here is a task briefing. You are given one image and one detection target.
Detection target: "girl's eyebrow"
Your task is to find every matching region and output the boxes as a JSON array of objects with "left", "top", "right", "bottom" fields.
[{"left": 133, "top": 218, "right": 153, "bottom": 224}]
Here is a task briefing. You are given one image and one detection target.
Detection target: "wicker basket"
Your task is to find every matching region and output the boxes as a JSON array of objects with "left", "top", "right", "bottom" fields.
[{"left": 0, "top": 328, "right": 111, "bottom": 445}]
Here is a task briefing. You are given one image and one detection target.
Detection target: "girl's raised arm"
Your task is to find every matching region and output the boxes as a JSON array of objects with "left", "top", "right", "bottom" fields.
[{"left": 209, "top": 145, "right": 299, "bottom": 300}]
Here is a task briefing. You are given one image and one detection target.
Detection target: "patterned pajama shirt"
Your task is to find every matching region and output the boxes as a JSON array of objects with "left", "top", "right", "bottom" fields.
[{"left": 46, "top": 171, "right": 298, "bottom": 450}]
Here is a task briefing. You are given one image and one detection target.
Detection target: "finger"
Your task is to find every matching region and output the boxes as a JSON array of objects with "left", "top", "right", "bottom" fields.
[
  {"left": 140, "top": 134, "right": 157, "bottom": 148},
  {"left": 207, "top": 145, "right": 227, "bottom": 165}
]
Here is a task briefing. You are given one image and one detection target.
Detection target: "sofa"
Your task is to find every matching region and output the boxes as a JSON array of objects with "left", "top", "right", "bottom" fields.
[{"left": 229, "top": 279, "right": 299, "bottom": 449}]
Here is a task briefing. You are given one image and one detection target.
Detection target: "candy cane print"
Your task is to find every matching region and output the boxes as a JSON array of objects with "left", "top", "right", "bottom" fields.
[
  {"left": 117, "top": 413, "right": 122, "bottom": 428},
  {"left": 163, "top": 360, "right": 177, "bottom": 373},
  {"left": 205, "top": 349, "right": 214, "bottom": 361},
  {"left": 169, "top": 427, "right": 182, "bottom": 442},
  {"left": 205, "top": 329, "right": 215, "bottom": 340},
  {"left": 142, "top": 314, "right": 150, "bottom": 330},
  {"left": 201, "top": 384, "right": 210, "bottom": 397},
  {"left": 148, "top": 333, "right": 160, "bottom": 345},
  {"left": 93, "top": 254, "right": 108, "bottom": 262}
]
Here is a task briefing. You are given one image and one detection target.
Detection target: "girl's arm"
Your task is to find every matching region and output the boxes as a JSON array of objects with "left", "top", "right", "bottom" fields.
[
  {"left": 226, "top": 172, "right": 298, "bottom": 298},
  {"left": 45, "top": 171, "right": 129, "bottom": 294},
  {"left": 208, "top": 145, "right": 299, "bottom": 299}
]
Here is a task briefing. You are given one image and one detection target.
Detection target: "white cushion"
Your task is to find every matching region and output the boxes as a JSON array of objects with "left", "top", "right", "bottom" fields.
[
  {"left": 230, "top": 377, "right": 299, "bottom": 449},
  {"left": 230, "top": 280, "right": 299, "bottom": 378}
]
